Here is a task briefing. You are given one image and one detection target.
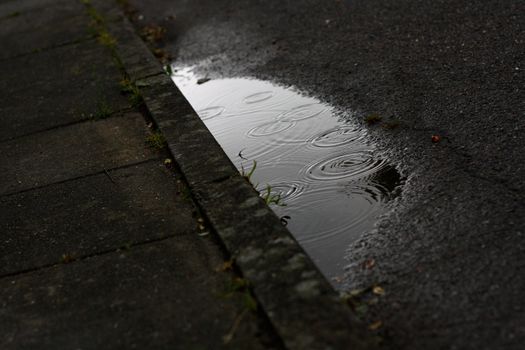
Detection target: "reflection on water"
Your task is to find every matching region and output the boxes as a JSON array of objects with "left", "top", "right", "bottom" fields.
[{"left": 172, "top": 66, "right": 402, "bottom": 287}]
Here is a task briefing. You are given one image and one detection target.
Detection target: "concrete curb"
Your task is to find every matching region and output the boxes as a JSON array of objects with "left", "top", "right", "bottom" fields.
[{"left": 95, "top": 3, "right": 376, "bottom": 349}]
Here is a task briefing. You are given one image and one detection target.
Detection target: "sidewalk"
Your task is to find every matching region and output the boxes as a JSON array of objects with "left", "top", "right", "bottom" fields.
[
  {"left": 0, "top": 0, "right": 373, "bottom": 349},
  {"left": 0, "top": 1, "right": 280, "bottom": 348}
]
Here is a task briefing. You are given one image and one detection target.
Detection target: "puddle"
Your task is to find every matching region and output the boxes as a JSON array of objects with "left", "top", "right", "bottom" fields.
[{"left": 171, "top": 66, "right": 402, "bottom": 287}]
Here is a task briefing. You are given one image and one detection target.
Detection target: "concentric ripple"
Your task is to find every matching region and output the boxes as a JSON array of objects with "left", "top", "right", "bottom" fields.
[
  {"left": 243, "top": 91, "right": 274, "bottom": 104},
  {"left": 248, "top": 120, "right": 296, "bottom": 137},
  {"left": 171, "top": 68, "right": 403, "bottom": 286},
  {"left": 289, "top": 184, "right": 382, "bottom": 246},
  {"left": 304, "top": 152, "right": 388, "bottom": 182},
  {"left": 310, "top": 126, "right": 362, "bottom": 148},
  {"left": 277, "top": 103, "right": 326, "bottom": 122},
  {"left": 197, "top": 106, "right": 225, "bottom": 120},
  {"left": 262, "top": 181, "right": 308, "bottom": 202}
]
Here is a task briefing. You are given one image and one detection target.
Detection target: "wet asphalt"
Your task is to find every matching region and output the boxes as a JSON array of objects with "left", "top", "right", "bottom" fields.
[{"left": 128, "top": 0, "right": 524, "bottom": 349}]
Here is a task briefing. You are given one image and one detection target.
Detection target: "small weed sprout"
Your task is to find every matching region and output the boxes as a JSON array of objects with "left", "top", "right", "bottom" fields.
[
  {"left": 97, "top": 31, "right": 116, "bottom": 47},
  {"left": 262, "top": 185, "right": 286, "bottom": 207},
  {"left": 364, "top": 114, "right": 382, "bottom": 125},
  {"left": 61, "top": 254, "right": 74, "bottom": 263},
  {"left": 240, "top": 160, "right": 257, "bottom": 182},
  {"left": 91, "top": 101, "right": 113, "bottom": 120},
  {"left": 6, "top": 11, "right": 21, "bottom": 18},
  {"left": 240, "top": 159, "right": 287, "bottom": 207},
  {"left": 164, "top": 64, "right": 173, "bottom": 76},
  {"left": 119, "top": 79, "right": 143, "bottom": 108},
  {"left": 86, "top": 6, "right": 104, "bottom": 25},
  {"left": 145, "top": 132, "right": 166, "bottom": 149}
]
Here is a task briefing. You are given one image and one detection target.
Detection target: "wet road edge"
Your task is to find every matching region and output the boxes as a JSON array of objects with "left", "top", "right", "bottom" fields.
[{"left": 90, "top": 2, "right": 377, "bottom": 349}]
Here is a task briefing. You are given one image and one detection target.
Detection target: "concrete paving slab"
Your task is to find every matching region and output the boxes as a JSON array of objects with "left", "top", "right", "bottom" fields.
[
  {"left": 0, "top": 0, "right": 116, "bottom": 20},
  {"left": 0, "top": 161, "right": 199, "bottom": 276},
  {"left": 0, "top": 2, "right": 287, "bottom": 349},
  {"left": 0, "top": 0, "right": 123, "bottom": 60},
  {"left": 0, "top": 237, "right": 273, "bottom": 350},
  {"left": 0, "top": 39, "right": 129, "bottom": 141},
  {"left": 0, "top": 0, "right": 65, "bottom": 18},
  {"left": 0, "top": 2, "right": 91, "bottom": 59},
  {"left": 0, "top": 112, "right": 156, "bottom": 195}
]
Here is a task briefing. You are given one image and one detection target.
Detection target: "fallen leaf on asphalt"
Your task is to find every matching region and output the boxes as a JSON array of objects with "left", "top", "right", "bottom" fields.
[
  {"left": 141, "top": 24, "right": 166, "bottom": 42},
  {"left": 61, "top": 254, "right": 74, "bottom": 263},
  {"left": 363, "top": 258, "right": 376, "bottom": 269},
  {"left": 331, "top": 275, "right": 344, "bottom": 283},
  {"left": 364, "top": 114, "right": 382, "bottom": 125},
  {"left": 217, "top": 260, "right": 234, "bottom": 272},
  {"left": 372, "top": 286, "right": 385, "bottom": 295},
  {"left": 153, "top": 48, "right": 171, "bottom": 62},
  {"left": 368, "top": 320, "right": 383, "bottom": 330},
  {"left": 197, "top": 77, "right": 211, "bottom": 85},
  {"left": 348, "top": 288, "right": 365, "bottom": 297}
]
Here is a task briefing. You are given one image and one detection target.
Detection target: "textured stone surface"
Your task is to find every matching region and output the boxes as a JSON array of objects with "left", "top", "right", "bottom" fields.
[
  {"left": 0, "top": 1, "right": 281, "bottom": 348},
  {"left": 0, "top": 39, "right": 128, "bottom": 141},
  {"left": 0, "top": 161, "right": 197, "bottom": 276},
  {"left": 0, "top": 113, "right": 155, "bottom": 195},
  {"left": 0, "top": 237, "right": 273, "bottom": 350},
  {"left": 0, "top": 0, "right": 92, "bottom": 59}
]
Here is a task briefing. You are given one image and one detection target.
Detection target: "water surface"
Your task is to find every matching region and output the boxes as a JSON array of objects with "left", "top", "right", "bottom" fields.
[{"left": 172, "top": 67, "right": 401, "bottom": 286}]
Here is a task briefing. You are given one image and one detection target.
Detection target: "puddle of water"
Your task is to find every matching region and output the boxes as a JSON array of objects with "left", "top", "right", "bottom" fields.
[{"left": 172, "top": 66, "right": 402, "bottom": 286}]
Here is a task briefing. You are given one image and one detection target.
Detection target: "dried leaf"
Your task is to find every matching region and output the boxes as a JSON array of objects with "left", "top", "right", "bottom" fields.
[
  {"left": 141, "top": 24, "right": 166, "bottom": 42},
  {"left": 349, "top": 288, "right": 365, "bottom": 297},
  {"left": 368, "top": 320, "right": 383, "bottom": 330},
  {"left": 197, "top": 77, "right": 211, "bottom": 85},
  {"left": 372, "top": 286, "right": 385, "bottom": 296},
  {"left": 364, "top": 258, "right": 376, "bottom": 269},
  {"left": 217, "top": 260, "right": 234, "bottom": 272}
]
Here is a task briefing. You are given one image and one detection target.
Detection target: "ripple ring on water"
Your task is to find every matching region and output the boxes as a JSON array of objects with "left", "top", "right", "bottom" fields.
[
  {"left": 310, "top": 126, "right": 362, "bottom": 148},
  {"left": 304, "top": 152, "right": 387, "bottom": 182},
  {"left": 243, "top": 91, "right": 274, "bottom": 104},
  {"left": 247, "top": 120, "right": 296, "bottom": 137},
  {"left": 197, "top": 106, "right": 226, "bottom": 120},
  {"left": 277, "top": 103, "right": 326, "bottom": 122}
]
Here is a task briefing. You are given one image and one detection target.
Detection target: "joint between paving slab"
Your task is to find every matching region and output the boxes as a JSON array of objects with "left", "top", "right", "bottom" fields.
[
  {"left": 0, "top": 36, "right": 95, "bottom": 63},
  {"left": 0, "top": 229, "right": 196, "bottom": 281},
  {"left": 0, "top": 107, "right": 135, "bottom": 144},
  {"left": 0, "top": 159, "right": 157, "bottom": 199}
]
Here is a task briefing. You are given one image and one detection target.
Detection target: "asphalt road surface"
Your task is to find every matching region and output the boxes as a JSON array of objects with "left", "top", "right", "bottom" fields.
[{"left": 128, "top": 1, "right": 524, "bottom": 349}]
